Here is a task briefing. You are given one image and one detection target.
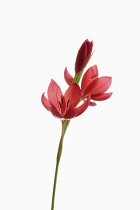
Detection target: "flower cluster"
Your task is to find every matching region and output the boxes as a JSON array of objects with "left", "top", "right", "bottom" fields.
[{"left": 41, "top": 39, "right": 112, "bottom": 119}]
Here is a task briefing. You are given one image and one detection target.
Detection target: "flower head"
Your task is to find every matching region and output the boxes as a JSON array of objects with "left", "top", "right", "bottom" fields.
[
  {"left": 75, "top": 39, "right": 93, "bottom": 73},
  {"left": 81, "top": 65, "right": 112, "bottom": 102},
  {"left": 64, "top": 65, "right": 112, "bottom": 105},
  {"left": 41, "top": 79, "right": 89, "bottom": 119}
]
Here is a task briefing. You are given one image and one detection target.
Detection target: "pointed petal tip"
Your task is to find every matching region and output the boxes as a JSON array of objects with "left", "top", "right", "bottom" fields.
[
  {"left": 64, "top": 67, "right": 74, "bottom": 85},
  {"left": 89, "top": 101, "right": 97, "bottom": 106},
  {"left": 50, "top": 78, "right": 57, "bottom": 84},
  {"left": 41, "top": 92, "right": 51, "bottom": 111},
  {"left": 47, "top": 79, "right": 63, "bottom": 111}
]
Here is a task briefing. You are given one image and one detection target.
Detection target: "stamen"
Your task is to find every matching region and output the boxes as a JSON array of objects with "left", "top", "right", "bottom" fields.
[
  {"left": 67, "top": 99, "right": 70, "bottom": 108},
  {"left": 61, "top": 95, "right": 63, "bottom": 105},
  {"left": 58, "top": 101, "right": 62, "bottom": 108},
  {"left": 58, "top": 96, "right": 63, "bottom": 109}
]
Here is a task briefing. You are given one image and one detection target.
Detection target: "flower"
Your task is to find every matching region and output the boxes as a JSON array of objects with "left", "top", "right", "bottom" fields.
[
  {"left": 64, "top": 65, "right": 112, "bottom": 104},
  {"left": 81, "top": 65, "right": 112, "bottom": 102},
  {"left": 41, "top": 79, "right": 89, "bottom": 119},
  {"left": 75, "top": 39, "right": 93, "bottom": 73}
]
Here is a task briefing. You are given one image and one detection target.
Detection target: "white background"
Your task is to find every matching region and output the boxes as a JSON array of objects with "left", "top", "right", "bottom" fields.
[{"left": 0, "top": 0, "right": 140, "bottom": 209}]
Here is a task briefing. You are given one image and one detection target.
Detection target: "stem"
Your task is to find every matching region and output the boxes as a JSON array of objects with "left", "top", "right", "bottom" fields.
[
  {"left": 51, "top": 120, "right": 70, "bottom": 210},
  {"left": 72, "top": 69, "right": 84, "bottom": 84}
]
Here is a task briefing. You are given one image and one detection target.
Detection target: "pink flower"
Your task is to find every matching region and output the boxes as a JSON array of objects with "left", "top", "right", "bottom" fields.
[
  {"left": 75, "top": 39, "right": 93, "bottom": 73},
  {"left": 41, "top": 79, "right": 89, "bottom": 119},
  {"left": 64, "top": 65, "right": 112, "bottom": 104},
  {"left": 81, "top": 65, "right": 112, "bottom": 102}
]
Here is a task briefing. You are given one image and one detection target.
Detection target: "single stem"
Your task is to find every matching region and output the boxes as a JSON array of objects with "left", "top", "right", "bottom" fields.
[
  {"left": 72, "top": 69, "right": 84, "bottom": 84},
  {"left": 51, "top": 120, "right": 70, "bottom": 210},
  {"left": 51, "top": 157, "right": 59, "bottom": 210}
]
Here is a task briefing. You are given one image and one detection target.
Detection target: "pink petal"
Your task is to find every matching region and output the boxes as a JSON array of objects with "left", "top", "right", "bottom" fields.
[
  {"left": 41, "top": 93, "right": 51, "bottom": 111},
  {"left": 63, "top": 106, "right": 78, "bottom": 119},
  {"left": 89, "top": 101, "right": 97, "bottom": 106},
  {"left": 64, "top": 67, "right": 74, "bottom": 85},
  {"left": 50, "top": 105, "right": 62, "bottom": 118},
  {"left": 64, "top": 83, "right": 81, "bottom": 109},
  {"left": 76, "top": 97, "right": 90, "bottom": 117},
  {"left": 91, "top": 92, "right": 113, "bottom": 101},
  {"left": 81, "top": 65, "right": 98, "bottom": 94},
  {"left": 84, "top": 76, "right": 112, "bottom": 96},
  {"left": 47, "top": 79, "right": 63, "bottom": 112}
]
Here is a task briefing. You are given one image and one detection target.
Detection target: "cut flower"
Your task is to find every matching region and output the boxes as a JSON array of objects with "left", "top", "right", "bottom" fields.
[
  {"left": 41, "top": 39, "right": 113, "bottom": 210},
  {"left": 41, "top": 79, "right": 89, "bottom": 119}
]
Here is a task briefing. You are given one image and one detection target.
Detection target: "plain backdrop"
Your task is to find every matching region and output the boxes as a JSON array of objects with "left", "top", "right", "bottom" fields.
[{"left": 0, "top": 0, "right": 140, "bottom": 209}]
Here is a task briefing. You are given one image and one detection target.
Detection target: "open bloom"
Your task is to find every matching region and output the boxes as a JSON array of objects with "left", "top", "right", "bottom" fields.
[
  {"left": 81, "top": 65, "right": 112, "bottom": 102},
  {"left": 64, "top": 65, "right": 112, "bottom": 104},
  {"left": 75, "top": 39, "right": 93, "bottom": 73},
  {"left": 41, "top": 79, "right": 89, "bottom": 119}
]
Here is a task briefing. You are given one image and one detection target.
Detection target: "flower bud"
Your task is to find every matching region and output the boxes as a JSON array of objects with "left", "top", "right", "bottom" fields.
[{"left": 75, "top": 39, "right": 93, "bottom": 73}]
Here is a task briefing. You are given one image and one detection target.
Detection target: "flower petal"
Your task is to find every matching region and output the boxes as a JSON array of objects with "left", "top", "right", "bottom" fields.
[
  {"left": 91, "top": 92, "right": 113, "bottom": 101},
  {"left": 50, "top": 104, "right": 62, "bottom": 118},
  {"left": 47, "top": 79, "right": 63, "bottom": 112},
  {"left": 84, "top": 76, "right": 112, "bottom": 96},
  {"left": 81, "top": 65, "right": 98, "bottom": 94},
  {"left": 41, "top": 93, "right": 51, "bottom": 111},
  {"left": 76, "top": 97, "right": 90, "bottom": 117},
  {"left": 64, "top": 67, "right": 74, "bottom": 85},
  {"left": 64, "top": 83, "right": 81, "bottom": 109},
  {"left": 89, "top": 101, "right": 97, "bottom": 106},
  {"left": 63, "top": 106, "right": 78, "bottom": 119}
]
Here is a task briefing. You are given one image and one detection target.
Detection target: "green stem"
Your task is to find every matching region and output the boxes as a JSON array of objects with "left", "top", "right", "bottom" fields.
[
  {"left": 51, "top": 120, "right": 70, "bottom": 210},
  {"left": 72, "top": 69, "right": 84, "bottom": 84}
]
